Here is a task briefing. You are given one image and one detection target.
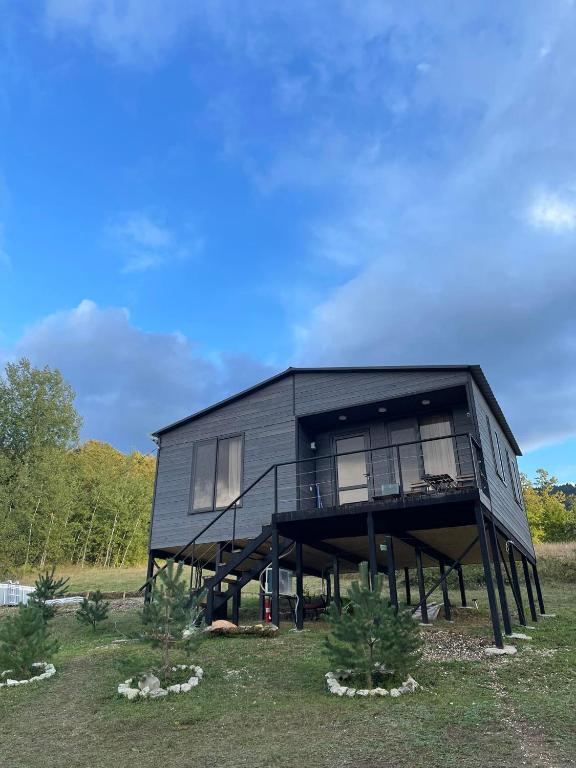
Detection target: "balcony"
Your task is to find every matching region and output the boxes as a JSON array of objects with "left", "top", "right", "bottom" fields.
[{"left": 273, "top": 432, "right": 489, "bottom": 519}]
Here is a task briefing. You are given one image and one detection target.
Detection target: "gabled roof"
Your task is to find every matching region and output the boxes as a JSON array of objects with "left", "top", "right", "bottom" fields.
[{"left": 153, "top": 365, "right": 521, "bottom": 455}]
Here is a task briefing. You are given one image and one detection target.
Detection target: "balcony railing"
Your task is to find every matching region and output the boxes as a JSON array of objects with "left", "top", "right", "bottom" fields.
[{"left": 273, "top": 432, "right": 489, "bottom": 515}]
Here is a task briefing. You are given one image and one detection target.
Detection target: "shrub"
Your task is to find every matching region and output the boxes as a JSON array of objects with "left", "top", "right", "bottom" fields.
[
  {"left": 76, "top": 590, "right": 110, "bottom": 631},
  {"left": 0, "top": 604, "right": 59, "bottom": 679},
  {"left": 325, "top": 562, "right": 421, "bottom": 690}
]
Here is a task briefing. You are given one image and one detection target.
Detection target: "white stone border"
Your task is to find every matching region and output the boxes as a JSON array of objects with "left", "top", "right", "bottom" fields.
[
  {"left": 0, "top": 662, "right": 56, "bottom": 688},
  {"left": 118, "top": 664, "right": 203, "bottom": 701},
  {"left": 325, "top": 670, "right": 419, "bottom": 698}
]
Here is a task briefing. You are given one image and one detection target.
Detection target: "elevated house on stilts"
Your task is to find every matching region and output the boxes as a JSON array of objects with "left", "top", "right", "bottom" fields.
[{"left": 144, "top": 366, "right": 544, "bottom": 647}]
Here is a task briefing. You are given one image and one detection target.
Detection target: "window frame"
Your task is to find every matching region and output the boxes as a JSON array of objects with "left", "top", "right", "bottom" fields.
[
  {"left": 493, "top": 429, "right": 507, "bottom": 483},
  {"left": 506, "top": 449, "right": 523, "bottom": 506},
  {"left": 189, "top": 432, "right": 245, "bottom": 514}
]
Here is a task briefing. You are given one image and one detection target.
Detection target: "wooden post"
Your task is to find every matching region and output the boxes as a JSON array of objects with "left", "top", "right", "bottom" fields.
[
  {"left": 532, "top": 562, "right": 546, "bottom": 615},
  {"left": 271, "top": 526, "right": 280, "bottom": 627},
  {"left": 488, "top": 521, "right": 512, "bottom": 636},
  {"left": 507, "top": 544, "right": 526, "bottom": 626},
  {"left": 367, "top": 510, "right": 378, "bottom": 590},
  {"left": 439, "top": 561, "right": 451, "bottom": 621},
  {"left": 521, "top": 553, "right": 538, "bottom": 623},
  {"left": 385, "top": 536, "right": 398, "bottom": 610},
  {"left": 475, "top": 504, "right": 503, "bottom": 648},
  {"left": 333, "top": 557, "right": 341, "bottom": 614},
  {"left": 295, "top": 541, "right": 304, "bottom": 629},
  {"left": 404, "top": 567, "right": 411, "bottom": 605},
  {"left": 457, "top": 564, "right": 467, "bottom": 607},
  {"left": 415, "top": 548, "right": 428, "bottom": 624}
]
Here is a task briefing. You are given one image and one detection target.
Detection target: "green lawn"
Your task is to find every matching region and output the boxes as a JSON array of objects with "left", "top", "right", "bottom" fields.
[{"left": 1, "top": 580, "right": 575, "bottom": 768}]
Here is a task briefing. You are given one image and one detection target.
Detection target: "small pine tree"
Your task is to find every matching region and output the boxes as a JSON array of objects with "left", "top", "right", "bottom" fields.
[
  {"left": 0, "top": 604, "right": 59, "bottom": 679},
  {"left": 29, "top": 567, "right": 70, "bottom": 622},
  {"left": 141, "top": 560, "right": 203, "bottom": 678},
  {"left": 325, "top": 562, "right": 421, "bottom": 689},
  {"left": 76, "top": 590, "right": 110, "bottom": 631}
]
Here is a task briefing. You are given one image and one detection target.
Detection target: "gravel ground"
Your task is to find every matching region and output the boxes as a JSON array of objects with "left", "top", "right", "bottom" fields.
[{"left": 420, "top": 627, "right": 492, "bottom": 662}]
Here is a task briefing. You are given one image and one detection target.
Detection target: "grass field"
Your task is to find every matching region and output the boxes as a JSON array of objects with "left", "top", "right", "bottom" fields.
[{"left": 1, "top": 572, "right": 575, "bottom": 768}]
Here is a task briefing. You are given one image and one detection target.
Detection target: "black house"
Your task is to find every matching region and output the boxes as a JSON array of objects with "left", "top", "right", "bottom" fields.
[{"left": 146, "top": 366, "right": 544, "bottom": 647}]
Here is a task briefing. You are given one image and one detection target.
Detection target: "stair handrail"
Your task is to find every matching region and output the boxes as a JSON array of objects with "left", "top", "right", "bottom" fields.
[{"left": 139, "top": 463, "right": 276, "bottom": 592}]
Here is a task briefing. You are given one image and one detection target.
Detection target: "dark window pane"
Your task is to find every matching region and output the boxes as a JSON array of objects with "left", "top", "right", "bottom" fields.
[
  {"left": 192, "top": 441, "right": 217, "bottom": 510},
  {"left": 420, "top": 414, "right": 457, "bottom": 478},
  {"left": 216, "top": 435, "right": 243, "bottom": 508}
]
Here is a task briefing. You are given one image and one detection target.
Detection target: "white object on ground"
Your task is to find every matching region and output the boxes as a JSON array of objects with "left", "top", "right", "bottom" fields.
[
  {"left": 325, "top": 670, "right": 419, "bottom": 698},
  {"left": 0, "top": 582, "right": 35, "bottom": 606},
  {"left": 118, "top": 665, "right": 203, "bottom": 701},
  {"left": 45, "top": 596, "right": 84, "bottom": 606},
  {"left": 505, "top": 633, "right": 532, "bottom": 640},
  {"left": 540, "top": 614, "right": 557, "bottom": 618},
  {"left": 0, "top": 662, "right": 56, "bottom": 687},
  {"left": 412, "top": 603, "right": 442, "bottom": 622},
  {"left": 484, "top": 645, "right": 517, "bottom": 657}
]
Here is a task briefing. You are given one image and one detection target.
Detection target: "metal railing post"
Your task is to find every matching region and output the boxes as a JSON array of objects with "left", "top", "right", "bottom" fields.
[
  {"left": 331, "top": 453, "right": 338, "bottom": 507},
  {"left": 396, "top": 445, "right": 404, "bottom": 502}
]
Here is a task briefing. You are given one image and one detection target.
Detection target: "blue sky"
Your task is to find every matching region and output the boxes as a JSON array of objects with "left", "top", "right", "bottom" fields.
[{"left": 0, "top": 1, "right": 575, "bottom": 482}]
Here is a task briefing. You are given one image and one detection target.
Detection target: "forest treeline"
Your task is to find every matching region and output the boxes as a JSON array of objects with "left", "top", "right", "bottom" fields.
[
  {"left": 0, "top": 359, "right": 155, "bottom": 571},
  {"left": 0, "top": 359, "right": 574, "bottom": 573}
]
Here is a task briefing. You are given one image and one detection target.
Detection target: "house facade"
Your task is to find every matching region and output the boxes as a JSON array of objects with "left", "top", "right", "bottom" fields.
[{"left": 146, "top": 366, "right": 544, "bottom": 647}]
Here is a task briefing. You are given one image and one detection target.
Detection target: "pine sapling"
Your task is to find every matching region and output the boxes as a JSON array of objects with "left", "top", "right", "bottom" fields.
[
  {"left": 141, "top": 559, "right": 204, "bottom": 681},
  {"left": 325, "top": 561, "right": 421, "bottom": 689},
  {"left": 0, "top": 604, "right": 59, "bottom": 680},
  {"left": 76, "top": 590, "right": 110, "bottom": 631},
  {"left": 29, "top": 567, "right": 70, "bottom": 622}
]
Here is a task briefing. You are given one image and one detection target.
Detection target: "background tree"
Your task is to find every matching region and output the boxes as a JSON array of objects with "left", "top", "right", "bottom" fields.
[
  {"left": 522, "top": 470, "right": 576, "bottom": 542},
  {"left": 325, "top": 562, "right": 421, "bottom": 689}
]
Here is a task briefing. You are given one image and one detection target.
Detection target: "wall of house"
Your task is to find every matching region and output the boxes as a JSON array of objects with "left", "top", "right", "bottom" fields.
[
  {"left": 469, "top": 378, "right": 534, "bottom": 558},
  {"left": 151, "top": 375, "right": 296, "bottom": 549}
]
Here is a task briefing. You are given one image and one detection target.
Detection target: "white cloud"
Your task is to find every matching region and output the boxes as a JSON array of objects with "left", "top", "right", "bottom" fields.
[
  {"left": 8, "top": 300, "right": 274, "bottom": 451},
  {"left": 527, "top": 191, "right": 576, "bottom": 233},
  {"left": 110, "top": 211, "right": 203, "bottom": 274}
]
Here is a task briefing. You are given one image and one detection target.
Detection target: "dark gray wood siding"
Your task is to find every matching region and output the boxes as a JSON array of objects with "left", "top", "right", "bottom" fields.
[
  {"left": 294, "top": 370, "right": 469, "bottom": 415},
  {"left": 469, "top": 378, "right": 534, "bottom": 557},
  {"left": 151, "top": 375, "right": 296, "bottom": 549}
]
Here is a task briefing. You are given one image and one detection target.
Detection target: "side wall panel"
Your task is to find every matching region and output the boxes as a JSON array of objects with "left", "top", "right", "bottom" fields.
[
  {"left": 470, "top": 379, "right": 534, "bottom": 557},
  {"left": 151, "top": 376, "right": 296, "bottom": 549}
]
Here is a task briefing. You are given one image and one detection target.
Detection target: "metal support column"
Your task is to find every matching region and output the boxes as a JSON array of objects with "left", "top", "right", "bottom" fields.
[
  {"left": 367, "top": 510, "right": 378, "bottom": 590},
  {"left": 521, "top": 553, "right": 538, "bottom": 623},
  {"left": 325, "top": 573, "right": 332, "bottom": 606},
  {"left": 295, "top": 541, "right": 304, "bottom": 629},
  {"left": 488, "top": 521, "right": 512, "bottom": 636},
  {"left": 532, "top": 562, "right": 546, "bottom": 615},
  {"left": 415, "top": 548, "right": 428, "bottom": 624},
  {"left": 333, "top": 557, "right": 341, "bottom": 614},
  {"left": 231, "top": 581, "right": 241, "bottom": 625},
  {"left": 144, "top": 553, "right": 154, "bottom": 604},
  {"left": 457, "top": 565, "right": 467, "bottom": 607},
  {"left": 271, "top": 526, "right": 280, "bottom": 627},
  {"left": 507, "top": 544, "right": 526, "bottom": 626},
  {"left": 475, "top": 503, "right": 504, "bottom": 648},
  {"left": 439, "top": 561, "right": 451, "bottom": 621},
  {"left": 385, "top": 536, "right": 398, "bottom": 610},
  {"left": 404, "top": 567, "right": 411, "bottom": 605}
]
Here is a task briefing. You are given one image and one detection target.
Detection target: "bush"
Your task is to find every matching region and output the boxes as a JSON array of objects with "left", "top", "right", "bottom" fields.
[
  {"left": 0, "top": 604, "right": 59, "bottom": 679},
  {"left": 325, "top": 562, "right": 421, "bottom": 689}
]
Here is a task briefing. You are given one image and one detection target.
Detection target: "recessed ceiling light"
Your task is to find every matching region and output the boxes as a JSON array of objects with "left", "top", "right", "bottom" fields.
[
  {"left": 421, "top": 399, "right": 431, "bottom": 405},
  {"left": 338, "top": 415, "right": 347, "bottom": 421},
  {"left": 378, "top": 406, "right": 387, "bottom": 413}
]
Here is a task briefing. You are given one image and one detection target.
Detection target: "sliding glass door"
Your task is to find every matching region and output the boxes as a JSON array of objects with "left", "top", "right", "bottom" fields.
[{"left": 334, "top": 434, "right": 370, "bottom": 504}]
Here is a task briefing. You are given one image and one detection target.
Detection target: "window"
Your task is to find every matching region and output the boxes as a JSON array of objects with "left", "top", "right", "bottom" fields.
[
  {"left": 419, "top": 413, "right": 457, "bottom": 479},
  {"left": 507, "top": 450, "right": 522, "bottom": 504},
  {"left": 190, "top": 435, "right": 243, "bottom": 512},
  {"left": 493, "top": 430, "right": 506, "bottom": 482}
]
